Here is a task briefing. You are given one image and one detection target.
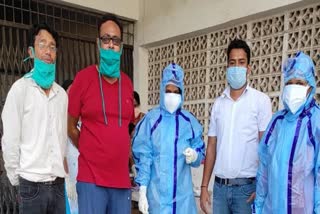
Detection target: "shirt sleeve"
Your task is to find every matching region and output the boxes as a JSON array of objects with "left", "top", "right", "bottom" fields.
[
  {"left": 62, "top": 93, "right": 68, "bottom": 158},
  {"left": 1, "top": 81, "right": 24, "bottom": 186},
  {"left": 68, "top": 72, "right": 84, "bottom": 118},
  {"left": 258, "top": 94, "right": 272, "bottom": 132},
  {"left": 208, "top": 102, "right": 217, "bottom": 137}
]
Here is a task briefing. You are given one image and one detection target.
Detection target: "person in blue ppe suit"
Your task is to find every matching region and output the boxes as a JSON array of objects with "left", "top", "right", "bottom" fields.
[
  {"left": 255, "top": 51, "right": 320, "bottom": 214},
  {"left": 133, "top": 63, "right": 205, "bottom": 214}
]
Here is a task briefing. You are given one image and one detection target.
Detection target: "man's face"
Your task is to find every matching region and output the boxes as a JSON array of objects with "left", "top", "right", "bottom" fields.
[
  {"left": 99, "top": 21, "right": 122, "bottom": 52},
  {"left": 29, "top": 29, "right": 57, "bottom": 64},
  {"left": 228, "top": 48, "right": 249, "bottom": 68},
  {"left": 227, "top": 48, "right": 251, "bottom": 80}
]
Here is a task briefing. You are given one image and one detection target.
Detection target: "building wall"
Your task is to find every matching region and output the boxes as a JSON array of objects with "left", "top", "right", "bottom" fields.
[
  {"left": 134, "top": 0, "right": 319, "bottom": 114},
  {"left": 138, "top": 0, "right": 302, "bottom": 45},
  {"left": 135, "top": 1, "right": 320, "bottom": 206},
  {"left": 59, "top": 0, "right": 140, "bottom": 20},
  {"left": 134, "top": 0, "right": 319, "bottom": 111}
]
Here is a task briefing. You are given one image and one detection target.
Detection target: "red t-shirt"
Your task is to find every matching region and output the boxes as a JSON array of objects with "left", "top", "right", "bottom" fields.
[{"left": 68, "top": 65, "right": 134, "bottom": 188}]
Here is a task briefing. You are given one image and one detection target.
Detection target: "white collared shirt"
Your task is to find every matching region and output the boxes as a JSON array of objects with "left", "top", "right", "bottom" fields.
[
  {"left": 208, "top": 85, "right": 272, "bottom": 178},
  {"left": 1, "top": 77, "right": 68, "bottom": 185}
]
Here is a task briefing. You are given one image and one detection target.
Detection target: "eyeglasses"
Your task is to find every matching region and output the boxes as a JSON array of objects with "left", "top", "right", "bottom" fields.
[
  {"left": 100, "top": 35, "right": 122, "bottom": 46},
  {"left": 37, "top": 42, "right": 57, "bottom": 53}
]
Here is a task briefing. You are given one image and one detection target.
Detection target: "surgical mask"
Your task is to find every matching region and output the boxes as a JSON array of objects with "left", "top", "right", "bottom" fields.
[
  {"left": 98, "top": 43, "right": 122, "bottom": 78},
  {"left": 164, "top": 93, "right": 181, "bottom": 114},
  {"left": 226, "top": 66, "right": 247, "bottom": 89},
  {"left": 282, "top": 84, "right": 309, "bottom": 114},
  {"left": 25, "top": 47, "right": 56, "bottom": 89}
]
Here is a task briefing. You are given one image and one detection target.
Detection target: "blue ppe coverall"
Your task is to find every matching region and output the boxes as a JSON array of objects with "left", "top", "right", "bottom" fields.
[
  {"left": 255, "top": 51, "right": 320, "bottom": 214},
  {"left": 133, "top": 63, "right": 205, "bottom": 214}
]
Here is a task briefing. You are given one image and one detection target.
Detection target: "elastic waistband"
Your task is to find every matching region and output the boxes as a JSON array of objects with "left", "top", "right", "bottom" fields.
[
  {"left": 215, "top": 176, "right": 255, "bottom": 186},
  {"left": 19, "top": 177, "right": 65, "bottom": 186}
]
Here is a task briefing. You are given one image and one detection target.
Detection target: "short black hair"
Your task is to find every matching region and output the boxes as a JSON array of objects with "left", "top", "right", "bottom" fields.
[
  {"left": 28, "top": 23, "right": 59, "bottom": 48},
  {"left": 62, "top": 79, "right": 73, "bottom": 91},
  {"left": 98, "top": 13, "right": 123, "bottom": 39},
  {"left": 134, "top": 91, "right": 141, "bottom": 106},
  {"left": 227, "top": 39, "right": 251, "bottom": 64}
]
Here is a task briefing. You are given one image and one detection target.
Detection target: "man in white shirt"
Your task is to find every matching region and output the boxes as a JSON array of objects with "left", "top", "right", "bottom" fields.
[
  {"left": 200, "top": 39, "right": 272, "bottom": 214},
  {"left": 1, "top": 23, "right": 68, "bottom": 214}
]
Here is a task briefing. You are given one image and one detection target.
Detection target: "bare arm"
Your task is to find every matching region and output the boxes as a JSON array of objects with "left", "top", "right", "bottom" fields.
[
  {"left": 63, "top": 157, "right": 69, "bottom": 174},
  {"left": 68, "top": 114, "right": 80, "bottom": 149},
  {"left": 243, "top": 130, "right": 266, "bottom": 204},
  {"left": 200, "top": 136, "right": 217, "bottom": 213},
  {"left": 201, "top": 136, "right": 217, "bottom": 187},
  {"left": 259, "top": 131, "right": 264, "bottom": 141},
  {"left": 129, "top": 142, "right": 135, "bottom": 168},
  {"left": 245, "top": 130, "right": 266, "bottom": 204}
]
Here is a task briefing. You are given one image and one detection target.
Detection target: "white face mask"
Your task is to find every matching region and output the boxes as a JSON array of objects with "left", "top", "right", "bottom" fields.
[
  {"left": 164, "top": 93, "right": 181, "bottom": 114},
  {"left": 282, "top": 84, "right": 309, "bottom": 114}
]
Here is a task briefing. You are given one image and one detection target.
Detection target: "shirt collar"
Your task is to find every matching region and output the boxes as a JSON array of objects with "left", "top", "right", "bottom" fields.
[
  {"left": 222, "top": 84, "right": 251, "bottom": 99},
  {"left": 25, "top": 70, "right": 60, "bottom": 96}
]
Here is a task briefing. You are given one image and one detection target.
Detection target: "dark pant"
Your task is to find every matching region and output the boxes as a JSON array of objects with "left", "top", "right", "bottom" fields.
[{"left": 18, "top": 177, "right": 66, "bottom": 214}]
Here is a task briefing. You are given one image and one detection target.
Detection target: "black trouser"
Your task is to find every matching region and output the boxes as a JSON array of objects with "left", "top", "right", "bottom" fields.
[{"left": 18, "top": 177, "right": 65, "bottom": 214}]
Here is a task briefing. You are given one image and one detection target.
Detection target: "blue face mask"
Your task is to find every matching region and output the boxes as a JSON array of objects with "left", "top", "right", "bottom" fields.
[
  {"left": 98, "top": 43, "right": 122, "bottom": 78},
  {"left": 226, "top": 66, "right": 247, "bottom": 89},
  {"left": 25, "top": 47, "right": 56, "bottom": 89}
]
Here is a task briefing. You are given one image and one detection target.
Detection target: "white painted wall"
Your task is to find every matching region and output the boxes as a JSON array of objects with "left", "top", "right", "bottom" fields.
[
  {"left": 134, "top": 0, "right": 312, "bottom": 112},
  {"left": 138, "top": 0, "right": 304, "bottom": 46},
  {"left": 59, "top": 0, "right": 140, "bottom": 20}
]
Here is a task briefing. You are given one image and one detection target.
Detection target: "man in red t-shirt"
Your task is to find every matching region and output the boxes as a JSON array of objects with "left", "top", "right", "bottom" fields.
[{"left": 68, "top": 13, "right": 134, "bottom": 214}]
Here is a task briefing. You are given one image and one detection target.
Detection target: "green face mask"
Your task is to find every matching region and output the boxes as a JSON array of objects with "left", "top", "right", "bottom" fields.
[
  {"left": 98, "top": 43, "right": 122, "bottom": 78},
  {"left": 25, "top": 47, "right": 56, "bottom": 89}
]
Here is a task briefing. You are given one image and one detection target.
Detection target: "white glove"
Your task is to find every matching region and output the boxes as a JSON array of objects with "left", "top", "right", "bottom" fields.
[
  {"left": 65, "top": 177, "right": 77, "bottom": 201},
  {"left": 131, "top": 164, "right": 137, "bottom": 177},
  {"left": 139, "top": 186, "right": 149, "bottom": 214},
  {"left": 183, "top": 148, "right": 198, "bottom": 164}
]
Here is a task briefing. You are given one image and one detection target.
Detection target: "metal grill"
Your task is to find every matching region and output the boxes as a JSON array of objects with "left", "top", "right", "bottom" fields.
[{"left": 0, "top": 1, "right": 134, "bottom": 213}]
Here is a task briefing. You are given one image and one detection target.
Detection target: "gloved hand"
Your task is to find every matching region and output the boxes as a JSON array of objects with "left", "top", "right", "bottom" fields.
[
  {"left": 139, "top": 186, "right": 149, "bottom": 214},
  {"left": 131, "top": 164, "right": 137, "bottom": 177},
  {"left": 183, "top": 148, "right": 198, "bottom": 164}
]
